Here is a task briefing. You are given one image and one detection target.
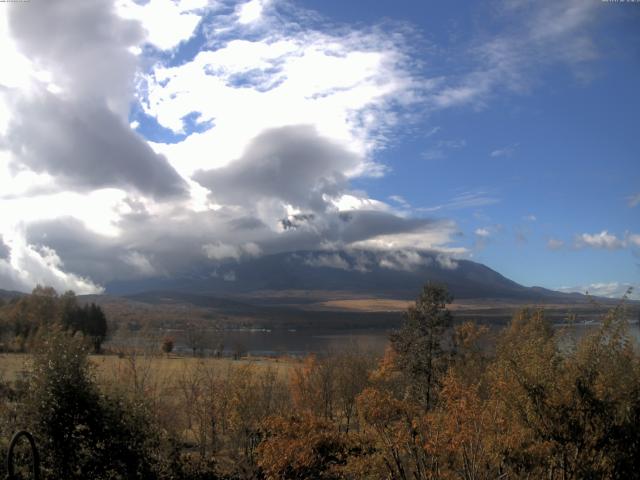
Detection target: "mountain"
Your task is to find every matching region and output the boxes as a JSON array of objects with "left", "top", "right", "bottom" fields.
[
  {"left": 106, "top": 250, "right": 588, "bottom": 303},
  {"left": 0, "top": 288, "right": 25, "bottom": 301}
]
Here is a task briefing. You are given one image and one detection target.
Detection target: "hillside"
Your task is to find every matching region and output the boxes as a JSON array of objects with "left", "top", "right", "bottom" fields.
[{"left": 105, "top": 249, "right": 590, "bottom": 303}]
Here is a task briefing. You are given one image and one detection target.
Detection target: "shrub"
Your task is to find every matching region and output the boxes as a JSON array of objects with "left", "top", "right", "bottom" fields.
[{"left": 23, "top": 329, "right": 158, "bottom": 479}]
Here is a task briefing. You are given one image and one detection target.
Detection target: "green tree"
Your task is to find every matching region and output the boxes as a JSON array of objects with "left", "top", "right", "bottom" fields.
[
  {"left": 86, "top": 303, "right": 108, "bottom": 353},
  {"left": 23, "top": 329, "right": 157, "bottom": 479},
  {"left": 390, "top": 283, "right": 453, "bottom": 409},
  {"left": 60, "top": 294, "right": 108, "bottom": 354},
  {"left": 161, "top": 336, "right": 174, "bottom": 356}
]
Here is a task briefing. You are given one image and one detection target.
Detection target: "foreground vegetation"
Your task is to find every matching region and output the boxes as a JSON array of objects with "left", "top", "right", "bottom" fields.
[{"left": 0, "top": 284, "right": 639, "bottom": 479}]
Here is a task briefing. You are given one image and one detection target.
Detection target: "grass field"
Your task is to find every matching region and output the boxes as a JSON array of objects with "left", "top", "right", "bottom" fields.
[
  {"left": 0, "top": 352, "right": 296, "bottom": 384},
  {"left": 313, "top": 298, "right": 412, "bottom": 312}
]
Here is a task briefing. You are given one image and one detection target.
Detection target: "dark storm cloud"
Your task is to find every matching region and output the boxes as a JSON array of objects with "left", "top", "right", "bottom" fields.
[
  {"left": 336, "top": 210, "right": 436, "bottom": 244},
  {"left": 25, "top": 215, "right": 230, "bottom": 283},
  {"left": 25, "top": 218, "right": 131, "bottom": 283},
  {"left": 23, "top": 203, "right": 451, "bottom": 285},
  {"left": 6, "top": 94, "right": 188, "bottom": 198},
  {"left": 229, "top": 216, "right": 268, "bottom": 231},
  {"left": 4, "top": 0, "right": 188, "bottom": 198},
  {"left": 24, "top": 209, "right": 270, "bottom": 283},
  {"left": 194, "top": 125, "right": 360, "bottom": 212},
  {"left": 253, "top": 209, "right": 446, "bottom": 254}
]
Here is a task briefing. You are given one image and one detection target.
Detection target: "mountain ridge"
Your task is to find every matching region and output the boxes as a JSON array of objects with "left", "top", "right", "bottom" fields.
[{"left": 104, "top": 249, "right": 592, "bottom": 303}]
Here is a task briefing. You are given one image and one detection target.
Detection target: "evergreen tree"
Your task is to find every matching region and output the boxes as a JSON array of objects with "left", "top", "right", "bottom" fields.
[
  {"left": 390, "top": 282, "right": 453, "bottom": 409},
  {"left": 86, "top": 303, "right": 107, "bottom": 353}
]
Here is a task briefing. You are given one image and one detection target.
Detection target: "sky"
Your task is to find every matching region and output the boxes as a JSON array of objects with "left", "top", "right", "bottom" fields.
[{"left": 0, "top": 0, "right": 638, "bottom": 298}]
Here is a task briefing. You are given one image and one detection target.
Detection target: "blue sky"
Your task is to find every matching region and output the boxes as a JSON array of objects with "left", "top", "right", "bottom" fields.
[
  {"left": 296, "top": 0, "right": 640, "bottom": 292},
  {"left": 285, "top": 0, "right": 640, "bottom": 291},
  {"left": 0, "top": 0, "right": 638, "bottom": 297}
]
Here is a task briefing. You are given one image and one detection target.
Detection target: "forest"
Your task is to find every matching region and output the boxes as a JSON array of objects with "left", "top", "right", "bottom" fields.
[{"left": 0, "top": 284, "right": 638, "bottom": 479}]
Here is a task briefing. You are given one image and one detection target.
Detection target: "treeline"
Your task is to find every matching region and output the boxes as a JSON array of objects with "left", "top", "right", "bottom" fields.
[
  {"left": 0, "top": 286, "right": 107, "bottom": 353},
  {"left": 0, "top": 284, "right": 639, "bottom": 479}
]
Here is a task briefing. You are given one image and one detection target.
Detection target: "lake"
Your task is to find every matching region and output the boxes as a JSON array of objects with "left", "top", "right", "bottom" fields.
[{"left": 165, "top": 319, "right": 640, "bottom": 357}]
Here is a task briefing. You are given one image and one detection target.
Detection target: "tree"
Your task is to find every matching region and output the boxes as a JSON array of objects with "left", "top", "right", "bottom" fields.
[
  {"left": 161, "top": 336, "right": 174, "bottom": 356},
  {"left": 184, "top": 322, "right": 204, "bottom": 357},
  {"left": 29, "top": 285, "right": 60, "bottom": 325},
  {"left": 60, "top": 296, "right": 108, "bottom": 354},
  {"left": 356, "top": 387, "right": 431, "bottom": 480},
  {"left": 489, "top": 306, "right": 640, "bottom": 479},
  {"left": 390, "top": 283, "right": 453, "bottom": 409},
  {"left": 256, "top": 414, "right": 349, "bottom": 480},
  {"left": 4, "top": 286, "right": 60, "bottom": 350},
  {"left": 86, "top": 303, "right": 107, "bottom": 353},
  {"left": 334, "top": 350, "right": 374, "bottom": 432},
  {"left": 23, "top": 328, "right": 157, "bottom": 479},
  {"left": 291, "top": 354, "right": 336, "bottom": 420}
]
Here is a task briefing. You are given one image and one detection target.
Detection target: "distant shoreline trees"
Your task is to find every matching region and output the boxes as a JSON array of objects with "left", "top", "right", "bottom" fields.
[{"left": 0, "top": 285, "right": 108, "bottom": 353}]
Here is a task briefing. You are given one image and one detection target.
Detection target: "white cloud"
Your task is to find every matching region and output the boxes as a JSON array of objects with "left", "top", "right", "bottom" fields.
[
  {"left": 121, "top": 250, "right": 156, "bottom": 277},
  {"left": 558, "top": 282, "right": 639, "bottom": 301},
  {"left": 419, "top": 191, "right": 499, "bottom": 212},
  {"left": 572, "top": 231, "right": 640, "bottom": 250},
  {"left": 388, "top": 195, "right": 410, "bottom": 209},
  {"left": 436, "top": 254, "right": 459, "bottom": 270},
  {"left": 349, "top": 221, "right": 465, "bottom": 254},
  {"left": 428, "top": 0, "right": 600, "bottom": 109},
  {"left": 547, "top": 238, "right": 565, "bottom": 250},
  {"left": 300, "top": 249, "right": 459, "bottom": 273},
  {"left": 203, "top": 241, "right": 261, "bottom": 261},
  {"left": 236, "top": 0, "right": 267, "bottom": 25},
  {"left": 332, "top": 194, "right": 391, "bottom": 213},
  {"left": 0, "top": 8, "right": 37, "bottom": 91},
  {"left": 116, "top": 0, "right": 209, "bottom": 51},
  {"left": 425, "top": 126, "right": 441, "bottom": 137},
  {"left": 626, "top": 233, "right": 640, "bottom": 248},
  {"left": 628, "top": 192, "right": 640, "bottom": 208},
  {"left": 422, "top": 139, "right": 467, "bottom": 161},
  {"left": 491, "top": 145, "right": 518, "bottom": 158},
  {"left": 141, "top": 24, "right": 415, "bottom": 181},
  {"left": 0, "top": 188, "right": 126, "bottom": 238},
  {"left": 475, "top": 227, "right": 491, "bottom": 238},
  {"left": 303, "top": 253, "right": 350, "bottom": 270},
  {"left": 432, "top": 84, "right": 483, "bottom": 109},
  {"left": 0, "top": 233, "right": 102, "bottom": 294},
  {"left": 575, "top": 230, "right": 624, "bottom": 250},
  {"left": 378, "top": 250, "right": 431, "bottom": 271}
]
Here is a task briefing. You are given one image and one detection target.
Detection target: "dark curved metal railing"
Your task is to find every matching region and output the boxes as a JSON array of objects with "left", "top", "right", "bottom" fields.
[{"left": 5, "top": 431, "right": 39, "bottom": 480}]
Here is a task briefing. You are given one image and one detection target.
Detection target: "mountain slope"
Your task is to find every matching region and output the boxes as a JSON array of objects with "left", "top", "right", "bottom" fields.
[
  {"left": 0, "top": 289, "right": 25, "bottom": 301},
  {"left": 106, "top": 250, "right": 586, "bottom": 302}
]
